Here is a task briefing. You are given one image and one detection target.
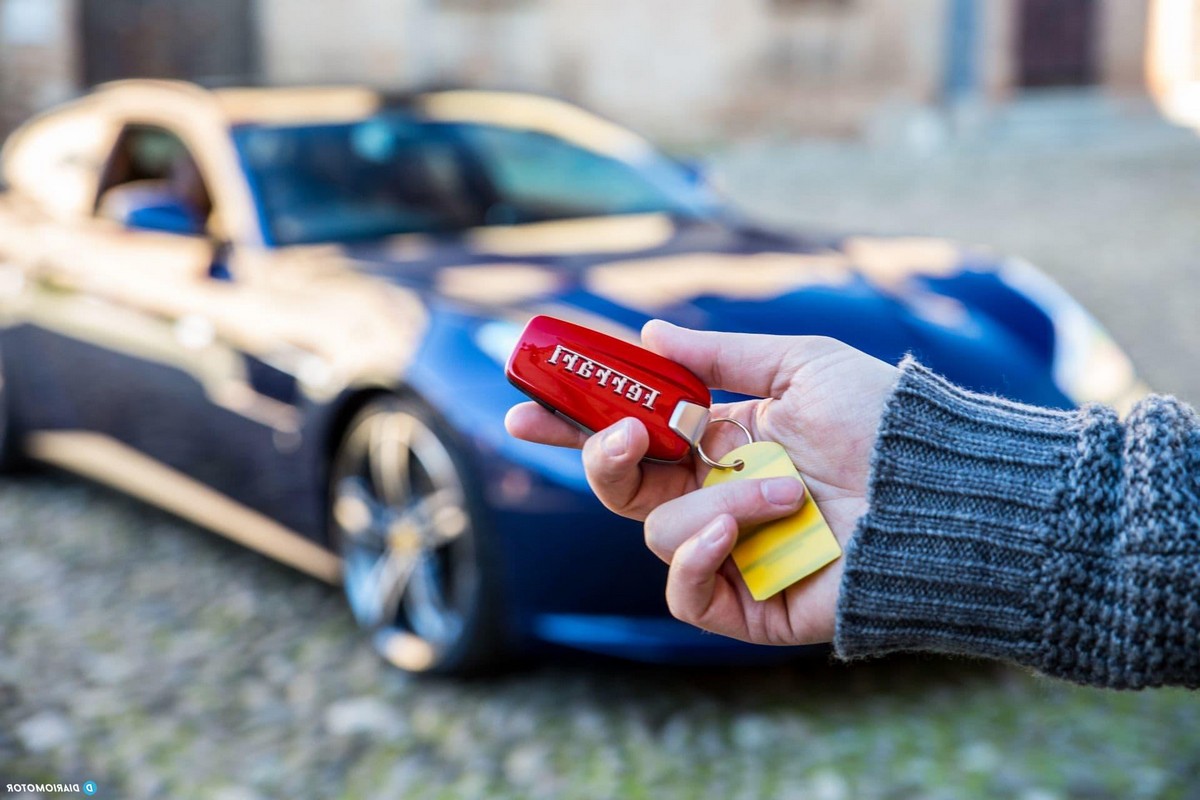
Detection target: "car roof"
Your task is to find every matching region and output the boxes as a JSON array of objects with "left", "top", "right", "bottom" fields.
[
  {"left": 92, "top": 79, "right": 434, "bottom": 124},
  {"left": 89, "top": 79, "right": 651, "bottom": 158}
]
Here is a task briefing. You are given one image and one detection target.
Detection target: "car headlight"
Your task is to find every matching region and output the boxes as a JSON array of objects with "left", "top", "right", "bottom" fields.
[
  {"left": 473, "top": 309, "right": 643, "bottom": 369},
  {"left": 1001, "top": 258, "right": 1149, "bottom": 414},
  {"left": 474, "top": 319, "right": 524, "bottom": 367}
]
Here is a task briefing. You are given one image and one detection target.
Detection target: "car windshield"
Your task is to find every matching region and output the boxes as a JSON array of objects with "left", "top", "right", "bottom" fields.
[{"left": 232, "top": 113, "right": 719, "bottom": 246}]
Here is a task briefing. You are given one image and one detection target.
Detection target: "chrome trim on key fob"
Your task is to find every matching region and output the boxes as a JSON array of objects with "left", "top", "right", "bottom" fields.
[{"left": 668, "top": 400, "right": 711, "bottom": 450}]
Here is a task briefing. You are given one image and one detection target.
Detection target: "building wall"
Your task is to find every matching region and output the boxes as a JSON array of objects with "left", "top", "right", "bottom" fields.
[
  {"left": 1100, "top": 0, "right": 1152, "bottom": 90},
  {"left": 258, "top": 0, "right": 951, "bottom": 141},
  {"left": 1146, "top": 0, "right": 1200, "bottom": 127},
  {"left": 257, "top": 0, "right": 1155, "bottom": 142},
  {"left": 0, "top": 0, "right": 77, "bottom": 137},
  {"left": 0, "top": 0, "right": 1159, "bottom": 144}
]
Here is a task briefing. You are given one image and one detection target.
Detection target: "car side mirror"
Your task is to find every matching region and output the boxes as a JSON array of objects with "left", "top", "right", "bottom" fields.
[{"left": 124, "top": 200, "right": 206, "bottom": 237}]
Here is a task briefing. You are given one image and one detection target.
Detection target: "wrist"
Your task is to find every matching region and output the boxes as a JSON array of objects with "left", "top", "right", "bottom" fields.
[{"left": 833, "top": 357, "right": 1082, "bottom": 663}]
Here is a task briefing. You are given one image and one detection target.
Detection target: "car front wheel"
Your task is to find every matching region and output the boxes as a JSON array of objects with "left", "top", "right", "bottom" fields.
[{"left": 330, "top": 396, "right": 506, "bottom": 676}]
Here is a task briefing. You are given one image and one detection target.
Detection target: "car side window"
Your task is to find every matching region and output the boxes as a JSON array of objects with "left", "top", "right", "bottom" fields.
[
  {"left": 460, "top": 126, "right": 671, "bottom": 222},
  {"left": 95, "top": 125, "right": 214, "bottom": 237}
]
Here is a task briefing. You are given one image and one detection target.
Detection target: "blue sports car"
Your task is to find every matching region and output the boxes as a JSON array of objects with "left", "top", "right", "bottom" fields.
[{"left": 0, "top": 81, "right": 1144, "bottom": 674}]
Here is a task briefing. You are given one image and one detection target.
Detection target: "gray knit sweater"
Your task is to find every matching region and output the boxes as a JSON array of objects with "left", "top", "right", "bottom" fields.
[{"left": 834, "top": 358, "right": 1200, "bottom": 689}]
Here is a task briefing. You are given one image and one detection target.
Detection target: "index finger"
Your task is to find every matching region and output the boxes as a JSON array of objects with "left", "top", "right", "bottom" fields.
[
  {"left": 642, "top": 320, "right": 837, "bottom": 399},
  {"left": 505, "top": 402, "right": 589, "bottom": 449}
]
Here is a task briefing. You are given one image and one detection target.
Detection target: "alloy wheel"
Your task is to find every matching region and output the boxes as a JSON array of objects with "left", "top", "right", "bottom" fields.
[{"left": 331, "top": 400, "right": 479, "bottom": 672}]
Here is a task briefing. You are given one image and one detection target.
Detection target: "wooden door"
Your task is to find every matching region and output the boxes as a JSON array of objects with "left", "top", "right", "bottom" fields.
[
  {"left": 1018, "top": 0, "right": 1097, "bottom": 87},
  {"left": 80, "top": 0, "right": 257, "bottom": 87}
]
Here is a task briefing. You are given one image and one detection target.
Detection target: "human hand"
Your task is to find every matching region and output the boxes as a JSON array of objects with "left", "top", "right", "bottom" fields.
[{"left": 505, "top": 320, "right": 899, "bottom": 645}]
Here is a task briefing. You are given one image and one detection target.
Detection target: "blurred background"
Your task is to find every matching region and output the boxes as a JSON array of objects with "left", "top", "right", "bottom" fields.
[
  {"left": 4, "top": 1, "right": 1200, "bottom": 798},
  {"left": 0, "top": 1, "right": 1186, "bottom": 140}
]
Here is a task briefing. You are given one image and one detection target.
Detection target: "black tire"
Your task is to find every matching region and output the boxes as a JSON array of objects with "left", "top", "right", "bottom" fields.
[
  {"left": 0, "top": 349, "right": 25, "bottom": 471},
  {"left": 329, "top": 395, "right": 508, "bottom": 676}
]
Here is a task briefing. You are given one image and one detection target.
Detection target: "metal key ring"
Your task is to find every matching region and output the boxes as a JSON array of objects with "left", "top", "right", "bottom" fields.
[{"left": 696, "top": 417, "right": 752, "bottom": 471}]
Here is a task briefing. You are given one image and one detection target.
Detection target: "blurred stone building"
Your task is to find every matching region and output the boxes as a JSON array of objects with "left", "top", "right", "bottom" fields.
[{"left": 0, "top": 0, "right": 1180, "bottom": 142}]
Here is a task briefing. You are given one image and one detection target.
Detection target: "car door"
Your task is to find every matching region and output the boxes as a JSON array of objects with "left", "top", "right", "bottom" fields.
[
  {"left": 11, "top": 113, "right": 319, "bottom": 513},
  {"left": 2, "top": 96, "right": 426, "bottom": 569},
  {"left": 13, "top": 121, "right": 241, "bottom": 466}
]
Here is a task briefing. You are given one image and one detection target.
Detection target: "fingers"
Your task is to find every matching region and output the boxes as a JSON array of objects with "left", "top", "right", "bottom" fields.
[
  {"left": 510, "top": 408, "right": 695, "bottom": 520},
  {"left": 642, "top": 320, "right": 841, "bottom": 398},
  {"left": 580, "top": 417, "right": 651, "bottom": 516},
  {"left": 507, "top": 402, "right": 654, "bottom": 515},
  {"left": 579, "top": 417, "right": 697, "bottom": 520},
  {"left": 665, "top": 515, "right": 741, "bottom": 634},
  {"left": 505, "top": 402, "right": 589, "bottom": 449},
  {"left": 643, "top": 475, "right": 805, "bottom": 563}
]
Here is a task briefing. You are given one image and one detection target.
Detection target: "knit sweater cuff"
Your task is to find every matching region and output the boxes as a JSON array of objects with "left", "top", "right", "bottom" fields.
[{"left": 834, "top": 357, "right": 1081, "bottom": 664}]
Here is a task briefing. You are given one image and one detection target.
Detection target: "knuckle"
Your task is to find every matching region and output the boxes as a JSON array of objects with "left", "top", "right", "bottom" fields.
[
  {"left": 592, "top": 484, "right": 630, "bottom": 515},
  {"left": 643, "top": 507, "right": 663, "bottom": 547},
  {"left": 584, "top": 448, "right": 624, "bottom": 486},
  {"left": 582, "top": 452, "right": 620, "bottom": 490},
  {"left": 716, "top": 479, "right": 765, "bottom": 518},
  {"left": 665, "top": 588, "right": 694, "bottom": 624},
  {"left": 580, "top": 434, "right": 604, "bottom": 467},
  {"left": 586, "top": 473, "right": 645, "bottom": 520}
]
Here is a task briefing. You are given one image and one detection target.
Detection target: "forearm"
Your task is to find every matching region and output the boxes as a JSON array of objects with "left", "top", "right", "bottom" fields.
[{"left": 834, "top": 358, "right": 1200, "bottom": 688}]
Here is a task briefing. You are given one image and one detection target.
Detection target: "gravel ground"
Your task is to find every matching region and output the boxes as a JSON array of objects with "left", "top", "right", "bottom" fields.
[{"left": 6, "top": 114, "right": 1200, "bottom": 799}]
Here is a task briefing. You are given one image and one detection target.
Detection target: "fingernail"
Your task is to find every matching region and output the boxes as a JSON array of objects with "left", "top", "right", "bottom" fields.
[
  {"left": 700, "top": 517, "right": 730, "bottom": 549},
  {"left": 762, "top": 477, "right": 804, "bottom": 506},
  {"left": 602, "top": 419, "right": 630, "bottom": 457}
]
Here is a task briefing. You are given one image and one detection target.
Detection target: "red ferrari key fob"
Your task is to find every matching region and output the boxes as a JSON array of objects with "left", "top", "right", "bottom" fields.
[{"left": 506, "top": 316, "right": 711, "bottom": 462}]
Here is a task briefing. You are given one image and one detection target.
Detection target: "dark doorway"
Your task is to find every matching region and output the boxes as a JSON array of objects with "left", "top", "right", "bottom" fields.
[
  {"left": 1017, "top": 0, "right": 1097, "bottom": 87},
  {"left": 80, "top": 0, "right": 258, "bottom": 87}
]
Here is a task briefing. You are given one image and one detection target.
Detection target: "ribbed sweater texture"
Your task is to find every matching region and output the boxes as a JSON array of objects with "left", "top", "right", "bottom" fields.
[{"left": 835, "top": 358, "right": 1200, "bottom": 688}]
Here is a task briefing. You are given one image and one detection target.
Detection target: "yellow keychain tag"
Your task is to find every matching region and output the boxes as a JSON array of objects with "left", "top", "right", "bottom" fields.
[{"left": 700, "top": 427, "right": 841, "bottom": 601}]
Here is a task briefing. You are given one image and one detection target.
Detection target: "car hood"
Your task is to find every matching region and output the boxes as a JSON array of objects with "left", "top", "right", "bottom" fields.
[{"left": 339, "top": 214, "right": 1071, "bottom": 407}]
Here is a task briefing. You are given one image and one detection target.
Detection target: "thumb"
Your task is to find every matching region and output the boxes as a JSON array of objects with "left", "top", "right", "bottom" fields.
[{"left": 641, "top": 320, "right": 826, "bottom": 398}]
